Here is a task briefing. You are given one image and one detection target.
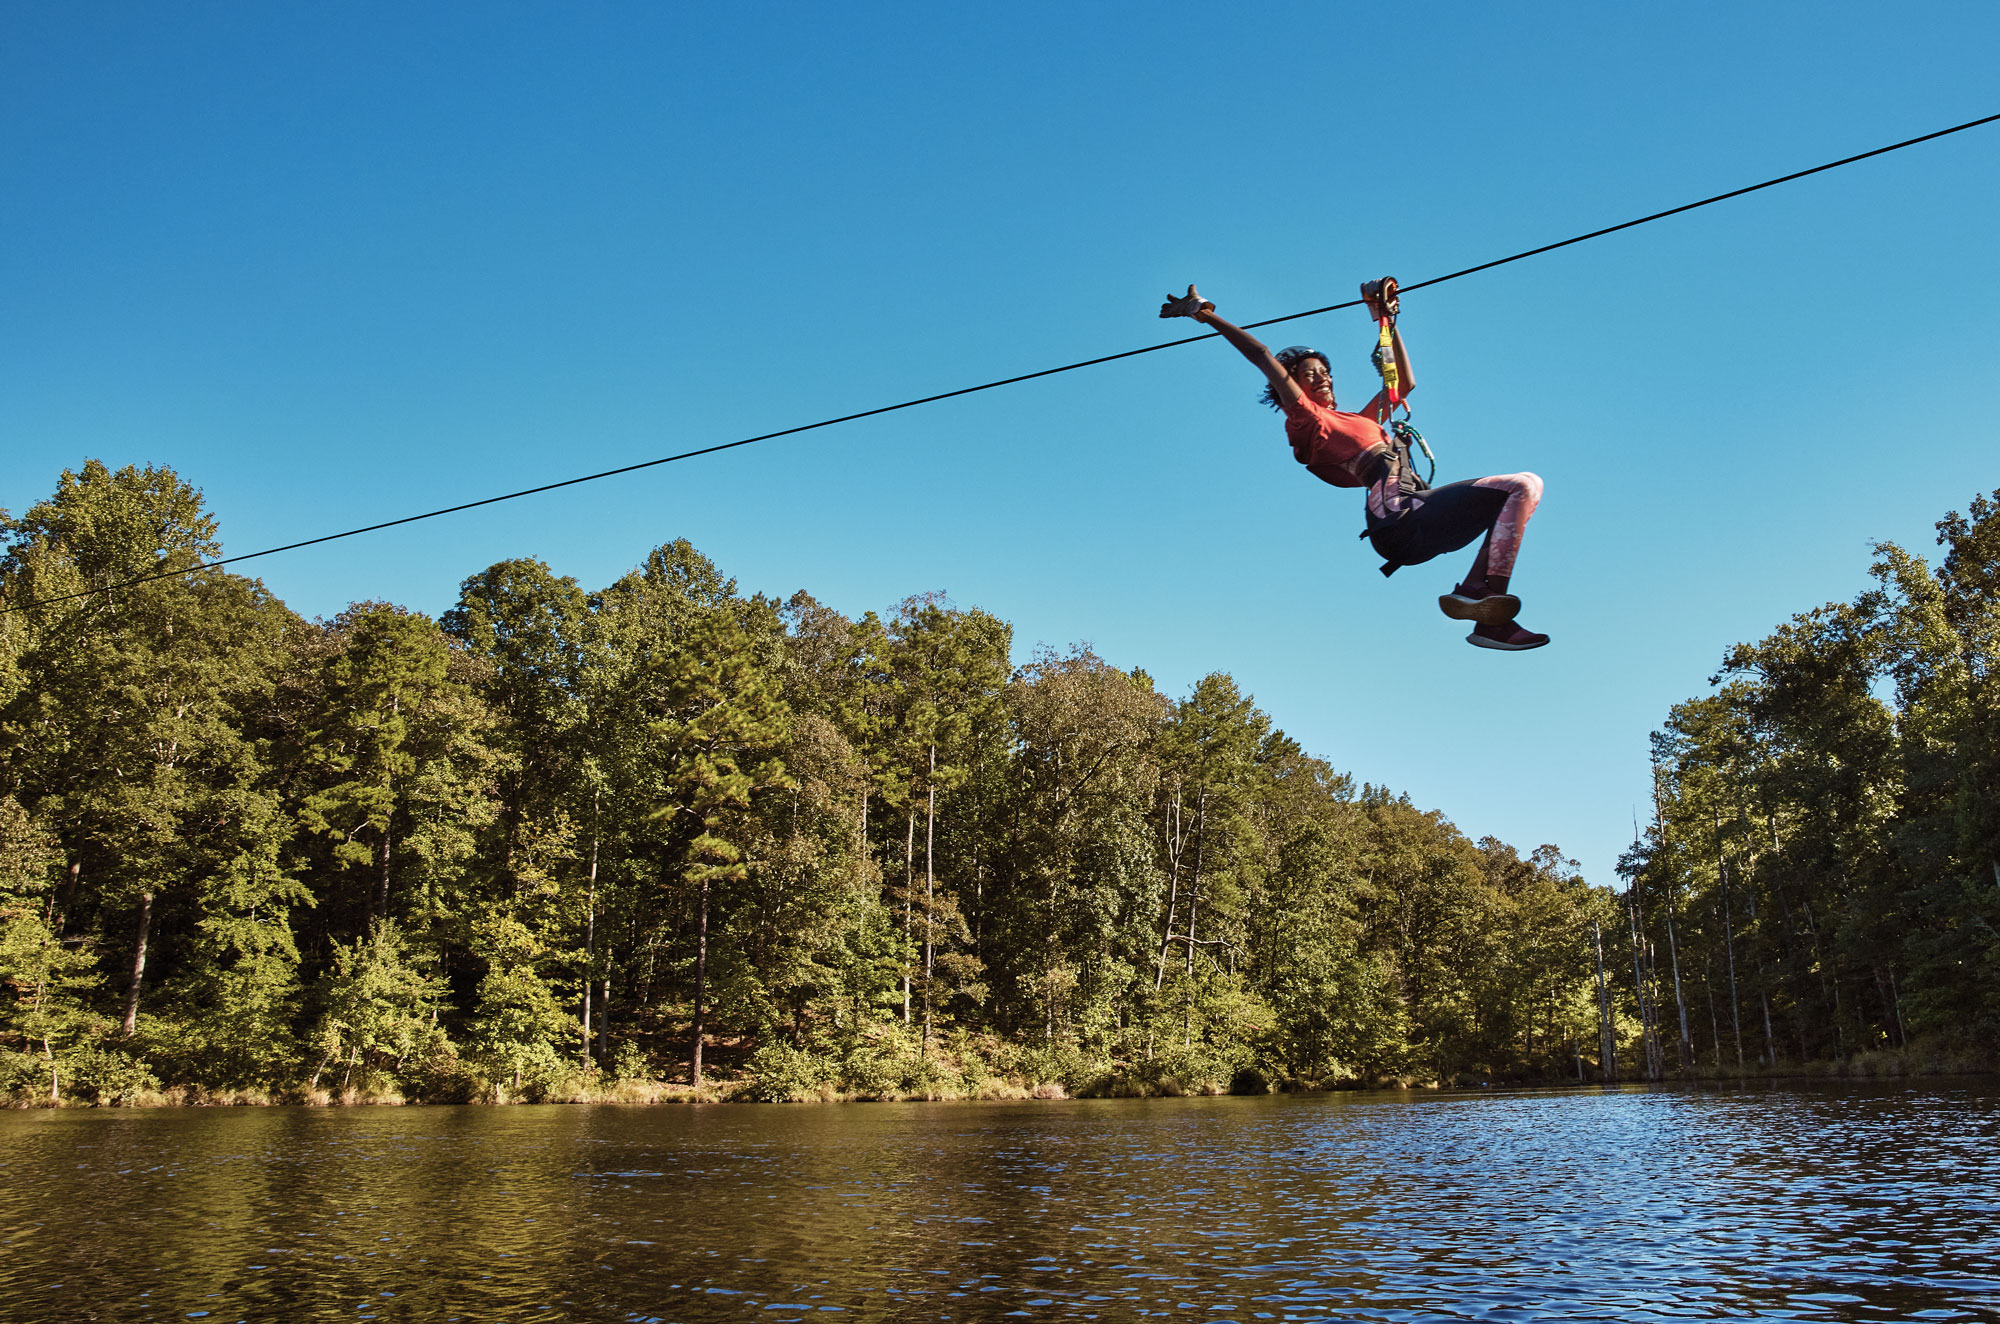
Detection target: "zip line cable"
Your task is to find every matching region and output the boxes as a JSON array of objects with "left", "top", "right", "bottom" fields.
[{"left": 8, "top": 109, "right": 1998, "bottom": 616}]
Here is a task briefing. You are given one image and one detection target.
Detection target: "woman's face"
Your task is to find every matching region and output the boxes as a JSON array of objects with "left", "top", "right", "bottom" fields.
[{"left": 1292, "top": 356, "right": 1335, "bottom": 406}]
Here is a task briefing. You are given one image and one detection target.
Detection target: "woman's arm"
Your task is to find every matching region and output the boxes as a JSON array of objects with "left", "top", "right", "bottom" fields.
[
  {"left": 1160, "top": 285, "right": 1305, "bottom": 411},
  {"left": 1388, "top": 320, "right": 1414, "bottom": 399},
  {"left": 1358, "top": 322, "right": 1418, "bottom": 421}
]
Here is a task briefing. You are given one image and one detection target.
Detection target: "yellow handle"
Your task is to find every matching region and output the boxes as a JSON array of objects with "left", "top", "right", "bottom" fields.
[{"left": 1376, "top": 321, "right": 1399, "bottom": 398}]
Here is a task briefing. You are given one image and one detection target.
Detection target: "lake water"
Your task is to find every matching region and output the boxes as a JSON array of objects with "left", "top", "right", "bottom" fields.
[{"left": 2, "top": 1084, "right": 1996, "bottom": 1322}]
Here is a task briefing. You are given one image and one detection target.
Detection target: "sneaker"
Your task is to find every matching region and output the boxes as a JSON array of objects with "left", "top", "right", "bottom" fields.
[
  {"left": 1438, "top": 585, "right": 1521, "bottom": 625},
  {"left": 1467, "top": 620, "right": 1549, "bottom": 651}
]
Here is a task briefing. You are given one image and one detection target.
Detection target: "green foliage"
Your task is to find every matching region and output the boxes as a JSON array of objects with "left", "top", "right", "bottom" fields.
[
  {"left": 1620, "top": 488, "right": 2000, "bottom": 1074},
  {"left": 836, "top": 1041, "right": 907, "bottom": 1096},
  {"left": 5, "top": 458, "right": 1752, "bottom": 1103},
  {"left": 310, "top": 919, "right": 451, "bottom": 1092},
  {"left": 745, "top": 1041, "right": 834, "bottom": 1101},
  {"left": 1005, "top": 1039, "right": 1103, "bottom": 1095},
  {"left": 608, "top": 1039, "right": 651, "bottom": 1082},
  {"left": 0, "top": 1040, "right": 160, "bottom": 1105},
  {"left": 466, "top": 910, "right": 577, "bottom": 1092},
  {"left": 2, "top": 462, "right": 297, "bottom": 1042},
  {"left": 0, "top": 797, "right": 103, "bottom": 1078}
]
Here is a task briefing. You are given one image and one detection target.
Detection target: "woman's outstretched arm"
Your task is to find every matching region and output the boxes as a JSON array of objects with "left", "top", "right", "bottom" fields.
[{"left": 1160, "top": 285, "right": 1306, "bottom": 411}]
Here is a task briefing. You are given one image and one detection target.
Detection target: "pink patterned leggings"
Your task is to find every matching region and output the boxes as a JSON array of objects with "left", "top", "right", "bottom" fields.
[{"left": 1469, "top": 472, "right": 1543, "bottom": 578}]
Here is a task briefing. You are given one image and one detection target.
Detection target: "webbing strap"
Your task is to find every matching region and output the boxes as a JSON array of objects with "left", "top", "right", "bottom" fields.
[{"left": 1375, "top": 318, "right": 1401, "bottom": 404}]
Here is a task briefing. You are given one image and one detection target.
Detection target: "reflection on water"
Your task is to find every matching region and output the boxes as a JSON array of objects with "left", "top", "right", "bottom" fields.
[{"left": 2, "top": 1085, "right": 1997, "bottom": 1322}]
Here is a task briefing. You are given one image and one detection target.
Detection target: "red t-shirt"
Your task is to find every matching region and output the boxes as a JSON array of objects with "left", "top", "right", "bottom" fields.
[{"left": 1281, "top": 395, "right": 1387, "bottom": 489}]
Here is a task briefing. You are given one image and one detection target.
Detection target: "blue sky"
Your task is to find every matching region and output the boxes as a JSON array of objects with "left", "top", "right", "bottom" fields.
[{"left": 6, "top": 2, "right": 1997, "bottom": 885}]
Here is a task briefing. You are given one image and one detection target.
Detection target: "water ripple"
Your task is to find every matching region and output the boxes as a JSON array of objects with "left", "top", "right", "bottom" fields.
[{"left": 1, "top": 1085, "right": 1997, "bottom": 1321}]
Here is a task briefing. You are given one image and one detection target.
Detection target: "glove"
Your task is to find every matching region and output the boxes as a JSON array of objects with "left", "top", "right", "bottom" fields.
[{"left": 1159, "top": 284, "right": 1216, "bottom": 319}]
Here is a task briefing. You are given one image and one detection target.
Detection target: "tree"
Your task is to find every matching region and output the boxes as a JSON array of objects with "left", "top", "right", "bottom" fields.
[
  {"left": 0, "top": 461, "right": 294, "bottom": 1038},
  {"left": 0, "top": 796, "right": 103, "bottom": 1101},
  {"left": 466, "top": 910, "right": 576, "bottom": 1093},
  {"left": 592, "top": 545, "right": 793, "bottom": 1086},
  {"left": 647, "top": 607, "right": 793, "bottom": 1084},
  {"left": 445, "top": 559, "right": 605, "bottom": 1061},
  {"left": 1000, "top": 646, "right": 1165, "bottom": 1056},
  {"left": 293, "top": 604, "right": 504, "bottom": 946},
  {"left": 310, "top": 919, "right": 451, "bottom": 1094},
  {"left": 875, "top": 594, "right": 1011, "bottom": 1053}
]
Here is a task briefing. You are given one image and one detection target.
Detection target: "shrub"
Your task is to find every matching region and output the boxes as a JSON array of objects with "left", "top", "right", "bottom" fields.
[
  {"left": 399, "top": 1036, "right": 478, "bottom": 1103},
  {"left": 839, "top": 1044, "right": 906, "bottom": 1097},
  {"left": 1006, "top": 1041, "right": 1115, "bottom": 1096},
  {"left": 609, "top": 1039, "right": 652, "bottom": 1082},
  {"left": 745, "top": 1043, "right": 834, "bottom": 1102},
  {"left": 60, "top": 1043, "right": 160, "bottom": 1105},
  {"left": 0, "top": 1048, "right": 51, "bottom": 1102}
]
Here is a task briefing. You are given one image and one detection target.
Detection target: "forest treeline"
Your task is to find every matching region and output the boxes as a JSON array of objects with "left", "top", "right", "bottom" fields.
[
  {"left": 3, "top": 463, "right": 1992, "bottom": 1107},
  {"left": 0, "top": 460, "right": 1626, "bottom": 1104},
  {"left": 1617, "top": 490, "right": 2000, "bottom": 1078}
]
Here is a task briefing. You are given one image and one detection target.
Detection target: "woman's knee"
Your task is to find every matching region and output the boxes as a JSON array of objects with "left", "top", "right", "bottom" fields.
[{"left": 1475, "top": 472, "right": 1543, "bottom": 503}]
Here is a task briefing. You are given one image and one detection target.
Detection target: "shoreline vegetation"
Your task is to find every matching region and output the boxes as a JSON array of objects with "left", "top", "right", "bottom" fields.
[
  {"left": 11, "top": 1045, "right": 1995, "bottom": 1111},
  {"left": 4, "top": 463, "right": 1998, "bottom": 1111}
]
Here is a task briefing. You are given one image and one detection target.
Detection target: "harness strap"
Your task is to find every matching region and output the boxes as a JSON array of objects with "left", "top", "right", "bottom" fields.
[
  {"left": 1356, "top": 529, "right": 1400, "bottom": 577},
  {"left": 1375, "top": 318, "right": 1400, "bottom": 405}
]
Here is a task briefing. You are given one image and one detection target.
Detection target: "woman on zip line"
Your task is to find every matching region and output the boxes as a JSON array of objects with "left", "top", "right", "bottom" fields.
[{"left": 1160, "top": 279, "right": 1548, "bottom": 650}]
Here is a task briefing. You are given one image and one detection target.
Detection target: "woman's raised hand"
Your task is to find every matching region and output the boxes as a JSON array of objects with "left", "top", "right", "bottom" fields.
[
  {"left": 1360, "top": 277, "right": 1400, "bottom": 321},
  {"left": 1159, "top": 284, "right": 1216, "bottom": 319}
]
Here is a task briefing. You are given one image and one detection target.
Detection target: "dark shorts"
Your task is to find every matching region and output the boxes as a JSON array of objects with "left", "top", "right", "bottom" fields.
[{"left": 1366, "top": 480, "right": 1508, "bottom": 568}]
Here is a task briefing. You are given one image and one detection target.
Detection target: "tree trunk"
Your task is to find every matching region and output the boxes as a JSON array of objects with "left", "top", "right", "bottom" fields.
[
  {"left": 1703, "top": 954, "right": 1724, "bottom": 1071},
  {"left": 1767, "top": 865, "right": 1812, "bottom": 1056},
  {"left": 638, "top": 911, "right": 655, "bottom": 1007},
  {"left": 61, "top": 861, "right": 79, "bottom": 932},
  {"left": 584, "top": 800, "right": 596, "bottom": 1072},
  {"left": 121, "top": 889, "right": 154, "bottom": 1037},
  {"left": 690, "top": 875, "right": 709, "bottom": 1086},
  {"left": 1183, "top": 791, "right": 1207, "bottom": 1052},
  {"left": 1762, "top": 809, "right": 1807, "bottom": 996},
  {"left": 1592, "top": 920, "right": 1616, "bottom": 1082},
  {"left": 1664, "top": 885, "right": 1692, "bottom": 1072},
  {"left": 923, "top": 744, "right": 936, "bottom": 1057},
  {"left": 1872, "top": 967, "right": 1901, "bottom": 1048},
  {"left": 598, "top": 975, "right": 611, "bottom": 1064},
  {"left": 377, "top": 823, "right": 392, "bottom": 920},
  {"left": 1189, "top": 791, "right": 1206, "bottom": 977},
  {"left": 584, "top": 904, "right": 596, "bottom": 1072},
  {"left": 1798, "top": 898, "right": 1841, "bottom": 1055},
  {"left": 1649, "top": 770, "right": 1693, "bottom": 1072},
  {"left": 1736, "top": 829, "right": 1777, "bottom": 1066},
  {"left": 902, "top": 808, "right": 914, "bottom": 1024},
  {"left": 1626, "top": 891, "right": 1660, "bottom": 1081},
  {"left": 1718, "top": 847, "right": 1744, "bottom": 1068},
  {"left": 1888, "top": 967, "right": 1908, "bottom": 1047},
  {"left": 1154, "top": 779, "right": 1184, "bottom": 990}
]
